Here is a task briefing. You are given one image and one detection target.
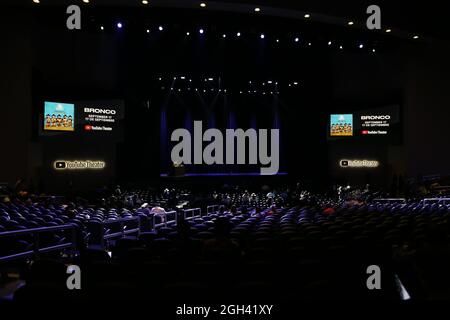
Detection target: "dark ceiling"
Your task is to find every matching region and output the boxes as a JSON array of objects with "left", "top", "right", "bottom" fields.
[{"left": 2, "top": 0, "right": 449, "bottom": 41}]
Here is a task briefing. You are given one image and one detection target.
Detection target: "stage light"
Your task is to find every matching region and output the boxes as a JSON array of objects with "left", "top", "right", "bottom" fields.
[
  {"left": 180, "top": 76, "right": 186, "bottom": 80},
  {"left": 348, "top": 21, "right": 354, "bottom": 26},
  {"left": 254, "top": 7, "right": 261, "bottom": 12},
  {"left": 208, "top": 78, "right": 214, "bottom": 81},
  {"left": 240, "top": 91, "right": 243, "bottom": 94},
  {"left": 267, "top": 81, "right": 272, "bottom": 84},
  {"left": 199, "top": 28, "right": 204, "bottom": 34},
  {"left": 304, "top": 13, "right": 310, "bottom": 18},
  {"left": 178, "top": 89, "right": 181, "bottom": 92},
  {"left": 359, "top": 44, "right": 364, "bottom": 49},
  {"left": 260, "top": 33, "right": 265, "bottom": 39},
  {"left": 372, "top": 49, "right": 376, "bottom": 53},
  {"left": 295, "top": 37, "right": 299, "bottom": 42},
  {"left": 158, "top": 77, "right": 162, "bottom": 81},
  {"left": 293, "top": 82, "right": 298, "bottom": 85},
  {"left": 200, "top": 2, "right": 206, "bottom": 7},
  {"left": 186, "top": 31, "right": 190, "bottom": 36},
  {"left": 328, "top": 41, "right": 332, "bottom": 45},
  {"left": 174, "top": 77, "right": 177, "bottom": 80},
  {"left": 146, "top": 29, "right": 150, "bottom": 33},
  {"left": 386, "top": 29, "right": 392, "bottom": 33},
  {"left": 159, "top": 26, "right": 164, "bottom": 31},
  {"left": 308, "top": 42, "right": 312, "bottom": 46},
  {"left": 142, "top": 0, "right": 149, "bottom": 4},
  {"left": 237, "top": 32, "right": 241, "bottom": 37},
  {"left": 223, "top": 34, "right": 226, "bottom": 38},
  {"left": 32, "top": 0, "right": 40, "bottom": 3},
  {"left": 83, "top": 0, "right": 90, "bottom": 3},
  {"left": 413, "top": 35, "right": 419, "bottom": 39},
  {"left": 117, "top": 22, "right": 123, "bottom": 29},
  {"left": 100, "top": 26, "right": 104, "bottom": 31},
  {"left": 276, "top": 39, "right": 280, "bottom": 43},
  {"left": 339, "top": 45, "right": 343, "bottom": 50},
  {"left": 224, "top": 89, "right": 227, "bottom": 93}
]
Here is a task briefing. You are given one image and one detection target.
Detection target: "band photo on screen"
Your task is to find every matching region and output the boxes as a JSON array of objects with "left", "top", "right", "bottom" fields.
[
  {"left": 1, "top": 0, "right": 450, "bottom": 315},
  {"left": 44, "top": 102, "right": 75, "bottom": 132}
]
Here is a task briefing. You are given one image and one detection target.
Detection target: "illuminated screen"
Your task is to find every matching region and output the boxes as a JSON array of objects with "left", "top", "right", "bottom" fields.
[
  {"left": 330, "top": 114, "right": 353, "bottom": 137},
  {"left": 44, "top": 102, "right": 75, "bottom": 132}
]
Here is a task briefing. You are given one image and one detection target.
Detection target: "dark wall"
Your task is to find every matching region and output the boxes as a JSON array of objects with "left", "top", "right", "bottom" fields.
[
  {"left": 0, "top": 9, "right": 32, "bottom": 185},
  {"left": 404, "top": 43, "right": 450, "bottom": 178}
]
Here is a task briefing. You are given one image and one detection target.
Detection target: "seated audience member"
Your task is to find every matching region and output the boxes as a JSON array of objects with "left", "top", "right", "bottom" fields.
[
  {"left": 203, "top": 217, "right": 240, "bottom": 261},
  {"left": 151, "top": 206, "right": 167, "bottom": 224}
]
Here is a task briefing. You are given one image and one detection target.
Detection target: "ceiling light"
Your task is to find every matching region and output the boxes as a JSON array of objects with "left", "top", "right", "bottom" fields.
[
  {"left": 304, "top": 14, "right": 310, "bottom": 18},
  {"left": 255, "top": 7, "right": 261, "bottom": 12},
  {"left": 200, "top": 2, "right": 206, "bottom": 8},
  {"left": 348, "top": 21, "right": 354, "bottom": 26}
]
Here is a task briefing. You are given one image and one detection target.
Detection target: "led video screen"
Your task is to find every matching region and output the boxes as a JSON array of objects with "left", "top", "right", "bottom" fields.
[{"left": 328, "top": 105, "right": 401, "bottom": 142}]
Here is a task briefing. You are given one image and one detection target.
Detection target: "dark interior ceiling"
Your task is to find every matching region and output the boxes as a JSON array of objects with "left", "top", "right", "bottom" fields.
[{"left": 3, "top": 0, "right": 449, "bottom": 41}]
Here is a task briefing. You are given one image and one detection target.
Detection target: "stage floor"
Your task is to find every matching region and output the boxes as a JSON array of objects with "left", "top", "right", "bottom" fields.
[{"left": 160, "top": 172, "right": 288, "bottom": 177}]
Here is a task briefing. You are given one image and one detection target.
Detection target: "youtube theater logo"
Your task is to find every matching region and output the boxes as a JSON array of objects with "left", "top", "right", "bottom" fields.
[{"left": 84, "top": 125, "right": 112, "bottom": 132}]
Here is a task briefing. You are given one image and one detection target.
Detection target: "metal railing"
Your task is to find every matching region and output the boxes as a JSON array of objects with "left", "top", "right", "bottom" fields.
[
  {"left": 153, "top": 210, "right": 177, "bottom": 229},
  {"left": 183, "top": 208, "right": 201, "bottom": 221},
  {"left": 373, "top": 198, "right": 407, "bottom": 204},
  {"left": 422, "top": 198, "right": 450, "bottom": 205},
  {"left": 206, "top": 205, "right": 220, "bottom": 215},
  {"left": 103, "top": 217, "right": 140, "bottom": 241},
  {"left": 0, "top": 224, "right": 77, "bottom": 263}
]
